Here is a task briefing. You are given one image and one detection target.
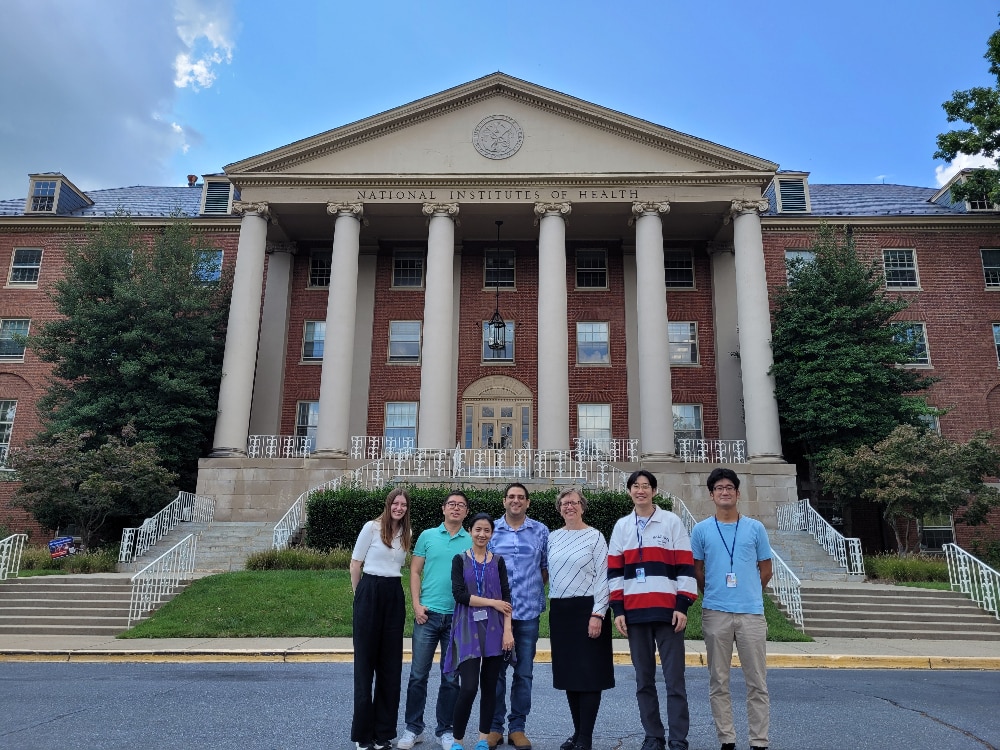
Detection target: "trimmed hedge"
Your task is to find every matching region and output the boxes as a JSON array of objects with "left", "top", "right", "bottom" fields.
[
  {"left": 305, "top": 484, "right": 666, "bottom": 551},
  {"left": 864, "top": 553, "right": 949, "bottom": 582}
]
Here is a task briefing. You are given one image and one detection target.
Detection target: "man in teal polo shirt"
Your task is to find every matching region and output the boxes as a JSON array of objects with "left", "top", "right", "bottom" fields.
[{"left": 398, "top": 491, "right": 472, "bottom": 750}]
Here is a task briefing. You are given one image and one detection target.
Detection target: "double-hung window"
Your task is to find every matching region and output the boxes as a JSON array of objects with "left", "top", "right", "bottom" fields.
[
  {"left": 193, "top": 249, "right": 223, "bottom": 284},
  {"left": 482, "top": 321, "right": 514, "bottom": 362},
  {"left": 577, "top": 404, "right": 611, "bottom": 444},
  {"left": 664, "top": 250, "right": 695, "bottom": 288},
  {"left": 993, "top": 324, "right": 1000, "bottom": 366},
  {"left": 0, "top": 400, "right": 15, "bottom": 468},
  {"left": 295, "top": 401, "right": 319, "bottom": 445},
  {"left": 576, "top": 249, "right": 608, "bottom": 289},
  {"left": 668, "top": 322, "right": 699, "bottom": 365},
  {"left": 982, "top": 249, "right": 1000, "bottom": 288},
  {"left": 310, "top": 250, "right": 332, "bottom": 287},
  {"left": 892, "top": 322, "right": 930, "bottom": 365},
  {"left": 385, "top": 402, "right": 418, "bottom": 446},
  {"left": 576, "top": 322, "right": 610, "bottom": 365},
  {"left": 389, "top": 321, "right": 421, "bottom": 362},
  {"left": 393, "top": 250, "right": 425, "bottom": 288},
  {"left": 672, "top": 404, "right": 703, "bottom": 441},
  {"left": 30, "top": 180, "right": 56, "bottom": 212},
  {"left": 883, "top": 249, "right": 919, "bottom": 289},
  {"left": 0, "top": 319, "right": 29, "bottom": 360},
  {"left": 484, "top": 249, "right": 515, "bottom": 289},
  {"left": 302, "top": 321, "right": 326, "bottom": 361},
  {"left": 9, "top": 248, "right": 42, "bottom": 285}
]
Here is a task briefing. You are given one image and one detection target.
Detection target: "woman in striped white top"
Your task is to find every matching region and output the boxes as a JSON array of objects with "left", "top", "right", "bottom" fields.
[{"left": 547, "top": 488, "right": 615, "bottom": 750}]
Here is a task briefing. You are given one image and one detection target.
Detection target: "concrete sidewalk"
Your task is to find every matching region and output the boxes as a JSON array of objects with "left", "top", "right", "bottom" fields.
[{"left": 1, "top": 634, "right": 998, "bottom": 670}]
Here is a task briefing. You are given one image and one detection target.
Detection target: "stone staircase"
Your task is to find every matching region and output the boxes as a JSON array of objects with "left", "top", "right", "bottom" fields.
[
  {"left": 769, "top": 529, "right": 858, "bottom": 581},
  {"left": 794, "top": 582, "right": 1000, "bottom": 640},
  {"left": 127, "top": 521, "right": 274, "bottom": 573},
  {"left": 0, "top": 574, "right": 146, "bottom": 636}
]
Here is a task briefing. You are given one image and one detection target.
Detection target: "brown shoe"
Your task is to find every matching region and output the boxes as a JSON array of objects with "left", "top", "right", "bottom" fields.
[
  {"left": 508, "top": 732, "right": 531, "bottom": 750},
  {"left": 486, "top": 733, "right": 504, "bottom": 750}
]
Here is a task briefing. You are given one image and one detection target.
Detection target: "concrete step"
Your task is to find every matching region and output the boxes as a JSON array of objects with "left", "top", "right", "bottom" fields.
[
  {"left": 0, "top": 623, "right": 130, "bottom": 636},
  {"left": 127, "top": 520, "right": 274, "bottom": 573},
  {"left": 802, "top": 626, "right": 1000, "bottom": 640}
]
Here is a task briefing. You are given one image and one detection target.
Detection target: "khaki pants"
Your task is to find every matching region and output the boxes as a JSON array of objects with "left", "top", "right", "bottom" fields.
[{"left": 701, "top": 609, "right": 769, "bottom": 747}]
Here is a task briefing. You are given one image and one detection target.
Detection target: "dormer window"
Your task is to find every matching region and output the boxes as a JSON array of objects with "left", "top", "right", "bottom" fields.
[
  {"left": 201, "top": 179, "right": 238, "bottom": 215},
  {"left": 775, "top": 176, "right": 811, "bottom": 213},
  {"left": 30, "top": 180, "right": 57, "bottom": 212}
]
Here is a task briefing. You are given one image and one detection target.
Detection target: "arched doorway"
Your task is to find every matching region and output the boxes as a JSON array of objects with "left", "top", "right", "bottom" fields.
[{"left": 462, "top": 375, "right": 532, "bottom": 450}]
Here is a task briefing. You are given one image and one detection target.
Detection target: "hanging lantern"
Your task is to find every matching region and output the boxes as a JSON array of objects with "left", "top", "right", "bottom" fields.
[{"left": 487, "top": 219, "right": 506, "bottom": 352}]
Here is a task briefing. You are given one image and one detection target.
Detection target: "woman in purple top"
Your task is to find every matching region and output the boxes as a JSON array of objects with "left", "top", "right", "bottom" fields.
[{"left": 443, "top": 513, "right": 514, "bottom": 750}]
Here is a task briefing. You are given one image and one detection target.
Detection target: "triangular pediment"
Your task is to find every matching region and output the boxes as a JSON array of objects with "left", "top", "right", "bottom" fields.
[{"left": 225, "top": 73, "right": 777, "bottom": 180}]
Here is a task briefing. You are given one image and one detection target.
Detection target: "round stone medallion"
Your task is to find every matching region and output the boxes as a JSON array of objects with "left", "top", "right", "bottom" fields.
[{"left": 472, "top": 114, "right": 524, "bottom": 160}]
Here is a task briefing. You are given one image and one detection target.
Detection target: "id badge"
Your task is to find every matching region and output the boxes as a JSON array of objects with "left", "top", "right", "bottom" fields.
[
  {"left": 635, "top": 567, "right": 646, "bottom": 583},
  {"left": 726, "top": 572, "right": 738, "bottom": 588},
  {"left": 473, "top": 608, "right": 488, "bottom": 621}
]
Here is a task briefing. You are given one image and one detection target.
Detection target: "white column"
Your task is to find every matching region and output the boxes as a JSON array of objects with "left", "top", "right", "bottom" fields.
[
  {"left": 731, "top": 199, "right": 783, "bottom": 461},
  {"left": 210, "top": 202, "right": 269, "bottom": 457},
  {"left": 706, "top": 242, "right": 747, "bottom": 442},
  {"left": 418, "top": 203, "right": 459, "bottom": 449},
  {"left": 632, "top": 201, "right": 675, "bottom": 460},
  {"left": 313, "top": 203, "right": 364, "bottom": 458},
  {"left": 535, "top": 202, "right": 571, "bottom": 451},
  {"left": 248, "top": 243, "right": 294, "bottom": 436}
]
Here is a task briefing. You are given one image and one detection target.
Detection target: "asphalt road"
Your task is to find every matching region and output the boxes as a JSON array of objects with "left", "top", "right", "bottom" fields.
[{"left": 1, "top": 663, "right": 997, "bottom": 750}]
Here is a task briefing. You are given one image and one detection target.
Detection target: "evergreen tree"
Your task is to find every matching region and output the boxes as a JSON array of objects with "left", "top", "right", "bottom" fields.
[
  {"left": 770, "top": 225, "right": 935, "bottom": 489},
  {"left": 934, "top": 16, "right": 1000, "bottom": 205},
  {"left": 29, "top": 214, "right": 231, "bottom": 488}
]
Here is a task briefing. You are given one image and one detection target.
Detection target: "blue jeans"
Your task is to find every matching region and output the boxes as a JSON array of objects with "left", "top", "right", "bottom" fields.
[
  {"left": 404, "top": 611, "right": 459, "bottom": 737},
  {"left": 491, "top": 616, "right": 540, "bottom": 734}
]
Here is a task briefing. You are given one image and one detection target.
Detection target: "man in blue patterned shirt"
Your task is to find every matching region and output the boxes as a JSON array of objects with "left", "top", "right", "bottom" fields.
[{"left": 487, "top": 482, "right": 549, "bottom": 750}]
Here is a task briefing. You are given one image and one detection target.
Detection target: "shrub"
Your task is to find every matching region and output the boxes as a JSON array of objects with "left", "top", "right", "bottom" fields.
[
  {"left": 245, "top": 547, "right": 353, "bottom": 570},
  {"left": 17, "top": 545, "right": 119, "bottom": 573},
  {"left": 970, "top": 539, "right": 1000, "bottom": 570},
  {"left": 864, "top": 553, "right": 949, "bottom": 582},
  {"left": 305, "top": 485, "right": 667, "bottom": 550}
]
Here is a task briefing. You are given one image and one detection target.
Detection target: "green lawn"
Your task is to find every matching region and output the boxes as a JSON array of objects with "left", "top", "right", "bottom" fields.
[
  {"left": 121, "top": 569, "right": 811, "bottom": 641},
  {"left": 896, "top": 581, "right": 952, "bottom": 591}
]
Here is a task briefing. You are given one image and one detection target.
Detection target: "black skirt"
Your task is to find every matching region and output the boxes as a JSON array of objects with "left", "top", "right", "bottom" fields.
[{"left": 550, "top": 595, "right": 615, "bottom": 691}]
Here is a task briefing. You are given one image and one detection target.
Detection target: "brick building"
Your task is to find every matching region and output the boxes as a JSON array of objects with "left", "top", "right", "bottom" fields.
[{"left": 1, "top": 74, "right": 998, "bottom": 551}]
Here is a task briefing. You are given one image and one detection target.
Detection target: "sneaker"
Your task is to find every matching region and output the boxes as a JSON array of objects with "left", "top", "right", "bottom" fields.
[
  {"left": 355, "top": 744, "right": 373, "bottom": 750},
  {"left": 374, "top": 743, "right": 392, "bottom": 750},
  {"left": 398, "top": 731, "right": 425, "bottom": 750},
  {"left": 486, "top": 733, "right": 504, "bottom": 750},
  {"left": 720, "top": 745, "right": 735, "bottom": 750},
  {"left": 507, "top": 732, "right": 531, "bottom": 750},
  {"left": 474, "top": 742, "right": 490, "bottom": 750},
  {"left": 439, "top": 733, "right": 455, "bottom": 750},
  {"left": 561, "top": 738, "right": 577, "bottom": 750},
  {"left": 639, "top": 738, "right": 665, "bottom": 750},
  {"left": 450, "top": 743, "right": 463, "bottom": 750}
]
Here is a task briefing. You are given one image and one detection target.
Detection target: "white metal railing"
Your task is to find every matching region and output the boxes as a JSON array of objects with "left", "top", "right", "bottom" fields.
[
  {"left": 0, "top": 533, "right": 27, "bottom": 580},
  {"left": 768, "top": 549, "right": 804, "bottom": 629},
  {"left": 573, "top": 438, "right": 639, "bottom": 463},
  {"left": 944, "top": 543, "right": 999, "bottom": 620},
  {"left": 128, "top": 533, "right": 197, "bottom": 626},
  {"left": 777, "top": 498, "right": 865, "bottom": 576},
  {"left": 119, "top": 491, "right": 215, "bottom": 568},
  {"left": 248, "top": 434, "right": 313, "bottom": 458},
  {"left": 672, "top": 495, "right": 697, "bottom": 535},
  {"left": 676, "top": 439, "right": 748, "bottom": 463}
]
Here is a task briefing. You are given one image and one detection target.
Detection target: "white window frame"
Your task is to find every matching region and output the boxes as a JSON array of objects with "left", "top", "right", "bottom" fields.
[
  {"left": 0, "top": 319, "right": 30, "bottom": 361},
  {"left": 981, "top": 249, "right": 1000, "bottom": 288},
  {"left": 302, "top": 321, "right": 326, "bottom": 362},
  {"left": 200, "top": 179, "right": 238, "bottom": 215},
  {"left": 295, "top": 401, "right": 319, "bottom": 443},
  {"left": 784, "top": 249, "right": 815, "bottom": 285},
  {"left": 577, "top": 403, "right": 611, "bottom": 444},
  {"left": 193, "top": 249, "right": 223, "bottom": 284},
  {"left": 29, "top": 179, "right": 58, "bottom": 213},
  {"left": 672, "top": 404, "right": 704, "bottom": 441},
  {"left": 481, "top": 320, "right": 515, "bottom": 362},
  {"left": 664, "top": 250, "right": 695, "bottom": 289},
  {"left": 576, "top": 322, "right": 610, "bottom": 365},
  {"left": 993, "top": 323, "right": 1000, "bottom": 367},
  {"left": 385, "top": 402, "right": 418, "bottom": 446},
  {"left": 893, "top": 322, "right": 930, "bottom": 366},
  {"left": 388, "top": 321, "right": 421, "bottom": 363},
  {"left": 576, "top": 248, "right": 608, "bottom": 289},
  {"left": 392, "top": 249, "right": 425, "bottom": 289},
  {"left": 882, "top": 249, "right": 920, "bottom": 290},
  {"left": 309, "top": 249, "right": 332, "bottom": 288},
  {"left": 668, "top": 322, "right": 699, "bottom": 365},
  {"left": 484, "top": 248, "right": 515, "bottom": 289},
  {"left": 8, "top": 248, "right": 42, "bottom": 286},
  {"left": 0, "top": 400, "right": 16, "bottom": 468}
]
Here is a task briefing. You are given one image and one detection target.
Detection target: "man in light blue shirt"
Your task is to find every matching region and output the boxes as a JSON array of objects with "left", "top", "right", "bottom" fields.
[
  {"left": 398, "top": 492, "right": 472, "bottom": 750},
  {"left": 691, "top": 468, "right": 773, "bottom": 750},
  {"left": 487, "top": 482, "right": 549, "bottom": 750}
]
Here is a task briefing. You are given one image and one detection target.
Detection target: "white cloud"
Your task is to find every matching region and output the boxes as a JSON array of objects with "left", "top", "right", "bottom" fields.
[
  {"left": 173, "top": 0, "right": 236, "bottom": 90},
  {"left": 934, "top": 152, "right": 995, "bottom": 187}
]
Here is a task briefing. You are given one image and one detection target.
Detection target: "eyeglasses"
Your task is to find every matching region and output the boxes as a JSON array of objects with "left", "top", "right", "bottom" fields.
[
  {"left": 560, "top": 500, "right": 582, "bottom": 508},
  {"left": 631, "top": 484, "right": 653, "bottom": 491},
  {"left": 712, "top": 485, "right": 737, "bottom": 493},
  {"left": 444, "top": 502, "right": 468, "bottom": 509}
]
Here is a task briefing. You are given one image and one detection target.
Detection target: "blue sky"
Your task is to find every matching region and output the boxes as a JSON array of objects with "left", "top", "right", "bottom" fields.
[{"left": 1, "top": 0, "right": 997, "bottom": 199}]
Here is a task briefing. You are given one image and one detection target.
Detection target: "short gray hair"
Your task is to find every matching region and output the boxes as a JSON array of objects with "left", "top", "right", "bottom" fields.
[{"left": 556, "top": 487, "right": 587, "bottom": 512}]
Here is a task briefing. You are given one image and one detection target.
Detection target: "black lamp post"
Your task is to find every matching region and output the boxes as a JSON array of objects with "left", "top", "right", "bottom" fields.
[{"left": 488, "top": 220, "right": 506, "bottom": 354}]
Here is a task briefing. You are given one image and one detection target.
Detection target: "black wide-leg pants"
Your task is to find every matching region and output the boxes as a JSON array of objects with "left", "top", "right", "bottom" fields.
[{"left": 351, "top": 573, "right": 405, "bottom": 745}]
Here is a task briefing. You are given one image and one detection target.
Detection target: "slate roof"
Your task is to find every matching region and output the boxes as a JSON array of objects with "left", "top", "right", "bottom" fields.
[
  {"left": 0, "top": 186, "right": 205, "bottom": 218},
  {"left": 765, "top": 183, "right": 963, "bottom": 217}
]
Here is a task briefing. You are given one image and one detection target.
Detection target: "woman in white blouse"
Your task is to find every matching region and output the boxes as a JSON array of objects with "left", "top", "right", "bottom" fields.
[
  {"left": 547, "top": 487, "right": 615, "bottom": 750},
  {"left": 350, "top": 488, "right": 413, "bottom": 750}
]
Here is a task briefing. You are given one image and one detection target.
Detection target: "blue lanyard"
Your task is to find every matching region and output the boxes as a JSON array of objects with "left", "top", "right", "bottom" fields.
[
  {"left": 472, "top": 553, "right": 487, "bottom": 596},
  {"left": 634, "top": 511, "right": 652, "bottom": 562},
  {"left": 714, "top": 515, "right": 740, "bottom": 572}
]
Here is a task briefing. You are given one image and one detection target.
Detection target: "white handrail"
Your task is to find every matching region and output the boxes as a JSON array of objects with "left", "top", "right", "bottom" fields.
[
  {"left": 0, "top": 533, "right": 27, "bottom": 580},
  {"left": 119, "top": 491, "right": 214, "bottom": 567},
  {"left": 128, "top": 534, "right": 197, "bottom": 626},
  {"left": 777, "top": 498, "right": 865, "bottom": 576},
  {"left": 671, "top": 495, "right": 697, "bottom": 535},
  {"left": 768, "top": 550, "right": 804, "bottom": 629},
  {"left": 944, "top": 543, "right": 999, "bottom": 620},
  {"left": 676, "top": 439, "right": 747, "bottom": 463}
]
